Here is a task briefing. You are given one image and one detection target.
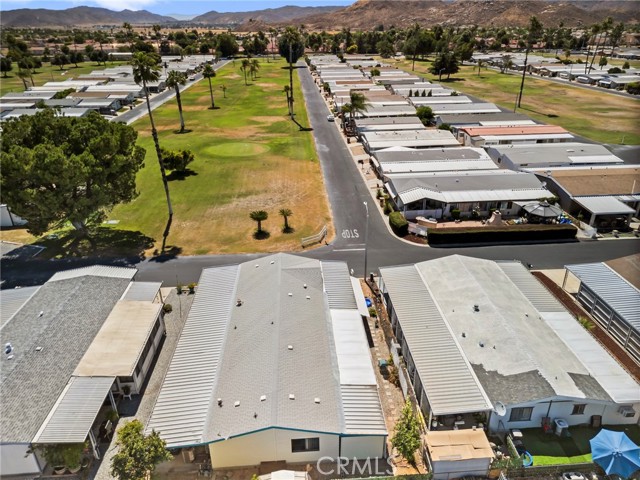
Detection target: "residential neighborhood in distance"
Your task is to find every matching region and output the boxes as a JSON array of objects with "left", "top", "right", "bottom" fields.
[{"left": 1, "top": 1, "right": 639, "bottom": 479}]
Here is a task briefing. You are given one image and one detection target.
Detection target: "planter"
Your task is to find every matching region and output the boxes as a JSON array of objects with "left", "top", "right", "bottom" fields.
[
  {"left": 53, "top": 466, "right": 67, "bottom": 475},
  {"left": 68, "top": 465, "right": 82, "bottom": 474}
]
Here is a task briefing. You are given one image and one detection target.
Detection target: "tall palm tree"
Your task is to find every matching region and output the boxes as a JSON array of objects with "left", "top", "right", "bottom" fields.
[
  {"left": 516, "top": 16, "right": 543, "bottom": 109},
  {"left": 250, "top": 210, "right": 268, "bottom": 234},
  {"left": 131, "top": 52, "right": 173, "bottom": 252},
  {"left": 240, "top": 58, "right": 250, "bottom": 85},
  {"left": 203, "top": 64, "right": 216, "bottom": 109},
  {"left": 279, "top": 208, "right": 293, "bottom": 232},
  {"left": 250, "top": 59, "right": 260, "bottom": 80},
  {"left": 166, "top": 70, "right": 187, "bottom": 133},
  {"left": 283, "top": 85, "right": 292, "bottom": 116},
  {"left": 16, "top": 69, "right": 31, "bottom": 89}
]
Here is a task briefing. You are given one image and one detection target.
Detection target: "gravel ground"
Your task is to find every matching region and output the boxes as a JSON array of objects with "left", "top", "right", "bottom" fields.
[{"left": 90, "top": 289, "right": 194, "bottom": 480}]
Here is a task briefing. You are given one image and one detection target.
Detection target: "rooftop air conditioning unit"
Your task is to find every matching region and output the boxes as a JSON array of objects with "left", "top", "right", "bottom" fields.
[{"left": 618, "top": 406, "right": 636, "bottom": 418}]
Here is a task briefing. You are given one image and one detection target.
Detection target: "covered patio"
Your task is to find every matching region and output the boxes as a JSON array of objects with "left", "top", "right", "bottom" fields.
[{"left": 574, "top": 196, "right": 635, "bottom": 231}]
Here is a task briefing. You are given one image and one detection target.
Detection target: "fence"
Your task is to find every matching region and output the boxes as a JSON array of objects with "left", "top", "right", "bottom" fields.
[
  {"left": 301, "top": 225, "right": 327, "bottom": 247},
  {"left": 506, "top": 462, "right": 602, "bottom": 478}
]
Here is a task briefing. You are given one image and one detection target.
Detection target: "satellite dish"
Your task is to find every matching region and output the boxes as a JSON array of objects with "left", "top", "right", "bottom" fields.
[{"left": 494, "top": 401, "right": 507, "bottom": 417}]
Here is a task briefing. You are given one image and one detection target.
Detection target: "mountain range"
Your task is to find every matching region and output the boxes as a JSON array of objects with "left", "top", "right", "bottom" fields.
[{"left": 2, "top": 1, "right": 638, "bottom": 29}]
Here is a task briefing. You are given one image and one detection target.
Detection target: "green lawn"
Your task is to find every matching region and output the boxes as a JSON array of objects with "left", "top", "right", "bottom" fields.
[
  {"left": 390, "top": 58, "right": 640, "bottom": 145},
  {"left": 109, "top": 58, "right": 331, "bottom": 255},
  {"left": 520, "top": 425, "right": 640, "bottom": 466},
  {"left": 0, "top": 61, "right": 128, "bottom": 96}
]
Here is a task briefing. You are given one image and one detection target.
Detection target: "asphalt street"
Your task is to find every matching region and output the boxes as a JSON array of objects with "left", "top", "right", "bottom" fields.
[
  {"left": 0, "top": 62, "right": 638, "bottom": 288},
  {"left": 114, "top": 59, "right": 231, "bottom": 125}
]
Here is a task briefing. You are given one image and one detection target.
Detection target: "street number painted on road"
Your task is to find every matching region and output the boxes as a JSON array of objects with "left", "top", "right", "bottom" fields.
[{"left": 342, "top": 229, "right": 359, "bottom": 239}]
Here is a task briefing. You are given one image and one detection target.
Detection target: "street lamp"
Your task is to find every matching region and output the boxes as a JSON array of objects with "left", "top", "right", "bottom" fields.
[{"left": 363, "top": 201, "right": 369, "bottom": 282}]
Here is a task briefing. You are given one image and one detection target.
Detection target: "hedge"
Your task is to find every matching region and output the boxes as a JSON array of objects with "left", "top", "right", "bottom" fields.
[
  {"left": 389, "top": 211, "right": 409, "bottom": 236},
  {"left": 427, "top": 224, "right": 577, "bottom": 245}
]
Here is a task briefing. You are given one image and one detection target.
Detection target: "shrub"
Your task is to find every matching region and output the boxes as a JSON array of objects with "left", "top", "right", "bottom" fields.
[
  {"left": 368, "top": 306, "right": 378, "bottom": 317},
  {"left": 384, "top": 201, "right": 393, "bottom": 215},
  {"left": 162, "top": 303, "right": 173, "bottom": 313},
  {"left": 451, "top": 209, "right": 461, "bottom": 220},
  {"left": 427, "top": 224, "right": 577, "bottom": 245},
  {"left": 188, "top": 282, "right": 196, "bottom": 294},
  {"left": 608, "top": 66, "right": 624, "bottom": 74},
  {"left": 176, "top": 283, "right": 183, "bottom": 294},
  {"left": 389, "top": 211, "right": 409, "bottom": 236},
  {"left": 438, "top": 123, "right": 451, "bottom": 131},
  {"left": 421, "top": 89, "right": 426, "bottom": 97},
  {"left": 623, "top": 61, "right": 630, "bottom": 69},
  {"left": 626, "top": 82, "right": 640, "bottom": 95},
  {"left": 376, "top": 188, "right": 383, "bottom": 199}
]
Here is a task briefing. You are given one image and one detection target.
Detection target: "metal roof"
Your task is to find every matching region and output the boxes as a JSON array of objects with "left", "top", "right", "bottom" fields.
[
  {"left": 430, "top": 103, "right": 502, "bottom": 114},
  {"left": 374, "top": 146, "right": 489, "bottom": 164},
  {"left": 48, "top": 265, "right": 136, "bottom": 282},
  {"left": 573, "top": 196, "right": 636, "bottom": 215},
  {"left": 145, "top": 265, "right": 238, "bottom": 447},
  {"left": 486, "top": 143, "right": 624, "bottom": 167},
  {"left": 542, "top": 311, "right": 640, "bottom": 404},
  {"left": 0, "top": 286, "right": 40, "bottom": 329},
  {"left": 341, "top": 385, "right": 386, "bottom": 435},
  {"left": 122, "top": 282, "right": 162, "bottom": 302},
  {"left": 566, "top": 262, "right": 640, "bottom": 333},
  {"left": 380, "top": 160, "right": 498, "bottom": 175},
  {"left": 322, "top": 261, "right": 358, "bottom": 310},
  {"left": 379, "top": 264, "right": 492, "bottom": 415},
  {"left": 32, "top": 376, "right": 115, "bottom": 444},
  {"left": 497, "top": 262, "right": 565, "bottom": 313},
  {"left": 331, "top": 309, "right": 376, "bottom": 385}
]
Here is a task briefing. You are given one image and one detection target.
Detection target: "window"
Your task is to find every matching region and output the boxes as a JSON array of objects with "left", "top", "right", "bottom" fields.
[
  {"left": 291, "top": 437, "right": 320, "bottom": 453},
  {"left": 572, "top": 404, "right": 586, "bottom": 415},
  {"left": 509, "top": 407, "right": 533, "bottom": 422}
]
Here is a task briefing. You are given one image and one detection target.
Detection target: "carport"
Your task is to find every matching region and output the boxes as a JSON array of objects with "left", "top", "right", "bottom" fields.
[{"left": 573, "top": 196, "right": 635, "bottom": 229}]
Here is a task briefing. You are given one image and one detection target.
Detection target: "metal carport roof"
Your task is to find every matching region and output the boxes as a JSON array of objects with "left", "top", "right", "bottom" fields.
[
  {"left": 573, "top": 196, "right": 636, "bottom": 215},
  {"left": 32, "top": 376, "right": 115, "bottom": 444}
]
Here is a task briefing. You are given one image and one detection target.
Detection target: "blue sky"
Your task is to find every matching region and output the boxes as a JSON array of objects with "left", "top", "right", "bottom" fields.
[{"left": 2, "top": 0, "right": 353, "bottom": 15}]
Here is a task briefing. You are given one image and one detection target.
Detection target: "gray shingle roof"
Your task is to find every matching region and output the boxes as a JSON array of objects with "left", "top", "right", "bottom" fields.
[
  {"left": 0, "top": 276, "right": 132, "bottom": 442},
  {"left": 0, "top": 286, "right": 40, "bottom": 329}
]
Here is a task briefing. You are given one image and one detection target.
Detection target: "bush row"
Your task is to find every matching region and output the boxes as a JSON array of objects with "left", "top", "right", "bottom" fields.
[
  {"left": 389, "top": 211, "right": 408, "bottom": 236},
  {"left": 427, "top": 224, "right": 577, "bottom": 245}
]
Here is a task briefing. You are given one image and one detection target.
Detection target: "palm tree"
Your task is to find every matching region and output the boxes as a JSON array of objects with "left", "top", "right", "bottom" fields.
[
  {"left": 279, "top": 209, "right": 293, "bottom": 233},
  {"left": 203, "top": 64, "right": 216, "bottom": 109},
  {"left": 240, "top": 59, "right": 250, "bottom": 85},
  {"left": 166, "top": 70, "right": 187, "bottom": 133},
  {"left": 131, "top": 52, "right": 173, "bottom": 252},
  {"left": 16, "top": 69, "right": 31, "bottom": 89},
  {"left": 516, "top": 16, "right": 543, "bottom": 109},
  {"left": 477, "top": 59, "right": 484, "bottom": 76},
  {"left": 283, "top": 85, "right": 292, "bottom": 116},
  {"left": 250, "top": 59, "right": 260, "bottom": 80},
  {"left": 250, "top": 210, "right": 268, "bottom": 234},
  {"left": 343, "top": 91, "right": 369, "bottom": 133}
]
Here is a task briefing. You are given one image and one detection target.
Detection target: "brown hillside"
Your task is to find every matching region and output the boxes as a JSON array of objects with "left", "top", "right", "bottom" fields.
[{"left": 297, "top": 0, "right": 639, "bottom": 30}]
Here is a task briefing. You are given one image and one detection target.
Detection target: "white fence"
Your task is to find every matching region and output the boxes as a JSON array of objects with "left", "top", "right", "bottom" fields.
[{"left": 301, "top": 225, "right": 328, "bottom": 248}]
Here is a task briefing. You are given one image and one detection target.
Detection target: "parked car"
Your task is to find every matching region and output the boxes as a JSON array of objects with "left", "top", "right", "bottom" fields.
[
  {"left": 327, "top": 114, "right": 335, "bottom": 122},
  {"left": 561, "top": 473, "right": 586, "bottom": 480}
]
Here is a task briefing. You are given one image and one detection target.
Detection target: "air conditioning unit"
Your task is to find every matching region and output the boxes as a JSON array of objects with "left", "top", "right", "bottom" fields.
[{"left": 618, "top": 406, "right": 636, "bottom": 418}]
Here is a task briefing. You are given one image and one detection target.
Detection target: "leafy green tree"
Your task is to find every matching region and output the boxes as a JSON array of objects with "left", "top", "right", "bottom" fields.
[
  {"left": 623, "top": 61, "right": 630, "bottom": 70},
  {"left": 110, "top": 420, "right": 172, "bottom": 480},
  {"left": 166, "top": 70, "right": 187, "bottom": 133},
  {"left": 240, "top": 58, "right": 250, "bottom": 85},
  {"left": 0, "top": 111, "right": 145, "bottom": 236},
  {"left": 370, "top": 67, "right": 380, "bottom": 77},
  {"left": 279, "top": 208, "right": 293, "bottom": 233},
  {"left": 416, "top": 106, "right": 434, "bottom": 126},
  {"left": 203, "top": 64, "right": 217, "bottom": 109},
  {"left": 376, "top": 38, "right": 395, "bottom": 58},
  {"left": 216, "top": 33, "right": 239, "bottom": 58},
  {"left": 430, "top": 53, "right": 459, "bottom": 80},
  {"left": 278, "top": 26, "right": 305, "bottom": 117},
  {"left": 599, "top": 56, "right": 608, "bottom": 70},
  {"left": 161, "top": 148, "right": 194, "bottom": 172},
  {"left": 250, "top": 210, "right": 268, "bottom": 234},
  {"left": 132, "top": 52, "right": 173, "bottom": 251},
  {"left": 391, "top": 399, "right": 421, "bottom": 467},
  {"left": 0, "top": 57, "right": 13, "bottom": 77}
]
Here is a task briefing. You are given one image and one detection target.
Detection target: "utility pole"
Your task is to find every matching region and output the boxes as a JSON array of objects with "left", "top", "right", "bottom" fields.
[{"left": 363, "top": 201, "right": 369, "bottom": 282}]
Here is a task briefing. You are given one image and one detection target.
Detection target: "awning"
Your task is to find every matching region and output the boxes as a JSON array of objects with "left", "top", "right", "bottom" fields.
[
  {"left": 32, "top": 376, "right": 115, "bottom": 444},
  {"left": 574, "top": 196, "right": 636, "bottom": 215}
]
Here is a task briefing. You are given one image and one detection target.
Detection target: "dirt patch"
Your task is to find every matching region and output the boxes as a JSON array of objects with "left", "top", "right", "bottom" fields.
[{"left": 255, "top": 83, "right": 279, "bottom": 88}]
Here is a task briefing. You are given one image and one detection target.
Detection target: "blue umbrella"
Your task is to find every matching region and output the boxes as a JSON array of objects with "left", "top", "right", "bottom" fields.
[{"left": 590, "top": 429, "right": 640, "bottom": 478}]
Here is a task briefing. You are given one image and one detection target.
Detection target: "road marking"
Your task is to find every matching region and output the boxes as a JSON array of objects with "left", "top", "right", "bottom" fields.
[{"left": 333, "top": 248, "right": 365, "bottom": 252}]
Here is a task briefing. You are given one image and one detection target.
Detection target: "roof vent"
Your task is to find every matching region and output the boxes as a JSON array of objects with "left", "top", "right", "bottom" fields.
[
  {"left": 270, "top": 260, "right": 275, "bottom": 264},
  {"left": 254, "top": 412, "right": 258, "bottom": 419},
  {"left": 38, "top": 311, "right": 44, "bottom": 317},
  {"left": 288, "top": 292, "right": 293, "bottom": 297},
  {"left": 306, "top": 295, "right": 311, "bottom": 300},
  {"left": 35, "top": 346, "right": 43, "bottom": 352},
  {"left": 303, "top": 283, "right": 307, "bottom": 289},
  {"left": 260, "top": 395, "right": 266, "bottom": 402},
  {"left": 461, "top": 332, "right": 466, "bottom": 338},
  {"left": 287, "top": 345, "right": 294, "bottom": 350},
  {"left": 289, "top": 394, "right": 295, "bottom": 400},
  {"left": 234, "top": 401, "right": 240, "bottom": 407},
  {"left": 217, "top": 398, "right": 223, "bottom": 407},
  {"left": 236, "top": 299, "right": 243, "bottom": 306},
  {"left": 479, "top": 341, "right": 485, "bottom": 348},
  {"left": 473, "top": 305, "right": 480, "bottom": 312},
  {"left": 4, "top": 343, "right": 12, "bottom": 355},
  {"left": 314, "top": 398, "right": 321, "bottom": 404}
]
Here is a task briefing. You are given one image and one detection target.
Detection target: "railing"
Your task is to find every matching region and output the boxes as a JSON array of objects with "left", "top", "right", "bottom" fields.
[{"left": 301, "top": 224, "right": 327, "bottom": 248}]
